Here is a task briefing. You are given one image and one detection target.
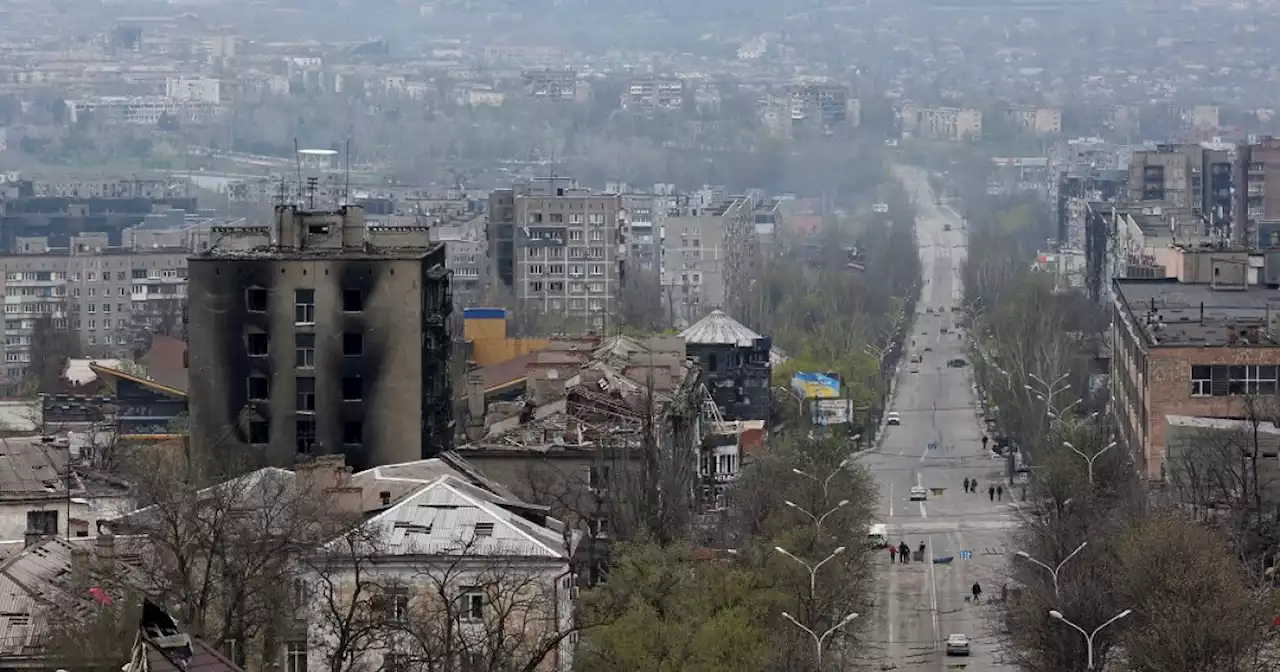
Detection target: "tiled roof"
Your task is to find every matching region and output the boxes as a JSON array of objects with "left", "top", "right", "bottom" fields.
[{"left": 680, "top": 310, "right": 762, "bottom": 347}]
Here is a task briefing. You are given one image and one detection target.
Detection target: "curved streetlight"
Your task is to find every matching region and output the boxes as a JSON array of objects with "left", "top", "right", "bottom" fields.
[
  {"left": 792, "top": 457, "right": 852, "bottom": 502},
  {"left": 781, "top": 611, "right": 859, "bottom": 667},
  {"left": 775, "top": 545, "right": 846, "bottom": 598},
  {"left": 785, "top": 499, "right": 850, "bottom": 532},
  {"left": 1016, "top": 541, "right": 1087, "bottom": 600},
  {"left": 1063, "top": 441, "right": 1118, "bottom": 486},
  {"left": 1049, "top": 609, "right": 1133, "bottom": 670}
]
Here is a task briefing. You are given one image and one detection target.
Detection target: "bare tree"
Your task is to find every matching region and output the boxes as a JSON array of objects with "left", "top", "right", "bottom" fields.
[{"left": 301, "top": 524, "right": 390, "bottom": 672}]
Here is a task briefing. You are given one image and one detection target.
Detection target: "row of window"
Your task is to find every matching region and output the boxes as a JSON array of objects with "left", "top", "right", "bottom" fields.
[
  {"left": 246, "top": 287, "right": 365, "bottom": 317},
  {"left": 244, "top": 331, "right": 364, "bottom": 363},
  {"left": 1190, "top": 365, "right": 1280, "bottom": 396},
  {"left": 252, "top": 638, "right": 486, "bottom": 672},
  {"left": 245, "top": 417, "right": 363, "bottom": 451},
  {"left": 3, "top": 269, "right": 185, "bottom": 283},
  {"left": 524, "top": 246, "right": 612, "bottom": 259},
  {"left": 526, "top": 212, "right": 608, "bottom": 224},
  {"left": 246, "top": 373, "right": 366, "bottom": 406}
]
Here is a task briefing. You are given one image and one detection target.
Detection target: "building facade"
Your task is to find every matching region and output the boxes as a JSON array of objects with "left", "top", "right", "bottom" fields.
[{"left": 186, "top": 205, "right": 453, "bottom": 470}]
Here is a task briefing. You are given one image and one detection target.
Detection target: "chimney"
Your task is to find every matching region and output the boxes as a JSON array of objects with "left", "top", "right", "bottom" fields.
[
  {"left": 23, "top": 531, "right": 41, "bottom": 549},
  {"left": 95, "top": 532, "right": 116, "bottom": 561}
]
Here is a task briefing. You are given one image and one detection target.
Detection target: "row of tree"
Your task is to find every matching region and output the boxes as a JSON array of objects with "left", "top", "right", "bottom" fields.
[{"left": 956, "top": 186, "right": 1280, "bottom": 670}]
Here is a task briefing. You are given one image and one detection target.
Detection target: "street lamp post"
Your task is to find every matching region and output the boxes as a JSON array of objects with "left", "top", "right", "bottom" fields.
[
  {"left": 1063, "top": 441, "right": 1117, "bottom": 486},
  {"left": 1015, "top": 541, "right": 1087, "bottom": 600},
  {"left": 792, "top": 458, "right": 852, "bottom": 502},
  {"left": 775, "top": 546, "right": 847, "bottom": 598},
  {"left": 1048, "top": 609, "right": 1133, "bottom": 670},
  {"left": 785, "top": 499, "right": 850, "bottom": 533},
  {"left": 781, "top": 611, "right": 859, "bottom": 668}
]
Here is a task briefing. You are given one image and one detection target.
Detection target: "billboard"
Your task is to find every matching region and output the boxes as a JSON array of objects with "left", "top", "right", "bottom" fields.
[
  {"left": 812, "top": 399, "right": 853, "bottom": 426},
  {"left": 792, "top": 372, "right": 841, "bottom": 399}
]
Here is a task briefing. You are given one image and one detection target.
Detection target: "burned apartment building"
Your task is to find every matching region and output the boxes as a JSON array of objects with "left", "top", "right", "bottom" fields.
[
  {"left": 186, "top": 205, "right": 453, "bottom": 470},
  {"left": 680, "top": 310, "right": 771, "bottom": 422}
]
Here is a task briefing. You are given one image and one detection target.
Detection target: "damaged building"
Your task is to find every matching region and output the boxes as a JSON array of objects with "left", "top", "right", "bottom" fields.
[
  {"left": 456, "top": 335, "right": 745, "bottom": 582},
  {"left": 680, "top": 310, "right": 772, "bottom": 422},
  {"left": 186, "top": 205, "right": 453, "bottom": 471}
]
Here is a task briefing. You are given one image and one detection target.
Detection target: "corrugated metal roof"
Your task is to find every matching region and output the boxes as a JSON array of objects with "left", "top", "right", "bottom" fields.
[
  {"left": 356, "top": 476, "right": 565, "bottom": 559},
  {"left": 680, "top": 310, "right": 762, "bottom": 346}
]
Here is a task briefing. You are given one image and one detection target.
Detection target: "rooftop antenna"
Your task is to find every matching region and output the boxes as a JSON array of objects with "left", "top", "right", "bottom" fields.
[
  {"left": 293, "top": 138, "right": 303, "bottom": 206},
  {"left": 343, "top": 137, "right": 352, "bottom": 207}
]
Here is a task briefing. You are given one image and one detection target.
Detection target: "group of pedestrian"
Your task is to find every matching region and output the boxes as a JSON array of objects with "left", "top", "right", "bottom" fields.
[
  {"left": 961, "top": 477, "right": 1004, "bottom": 501},
  {"left": 888, "top": 541, "right": 927, "bottom": 564}
]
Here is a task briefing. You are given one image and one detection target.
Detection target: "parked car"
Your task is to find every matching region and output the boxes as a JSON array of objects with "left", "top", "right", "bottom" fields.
[
  {"left": 947, "top": 358, "right": 968, "bottom": 368},
  {"left": 946, "top": 634, "right": 971, "bottom": 656}
]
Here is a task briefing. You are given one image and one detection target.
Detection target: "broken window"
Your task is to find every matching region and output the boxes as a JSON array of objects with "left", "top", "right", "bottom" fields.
[
  {"left": 342, "top": 288, "right": 364, "bottom": 312},
  {"left": 246, "top": 332, "right": 269, "bottom": 357},
  {"left": 26, "top": 510, "right": 57, "bottom": 535},
  {"left": 294, "top": 289, "right": 315, "bottom": 324},
  {"left": 247, "top": 376, "right": 269, "bottom": 401},
  {"left": 295, "top": 333, "right": 315, "bottom": 368},
  {"left": 343, "top": 332, "right": 363, "bottom": 356},
  {"left": 342, "top": 376, "right": 363, "bottom": 401},
  {"left": 343, "top": 421, "right": 363, "bottom": 445},
  {"left": 248, "top": 420, "right": 269, "bottom": 444},
  {"left": 296, "top": 418, "right": 316, "bottom": 454},
  {"left": 246, "top": 287, "right": 267, "bottom": 312},
  {"left": 296, "top": 377, "right": 315, "bottom": 412}
]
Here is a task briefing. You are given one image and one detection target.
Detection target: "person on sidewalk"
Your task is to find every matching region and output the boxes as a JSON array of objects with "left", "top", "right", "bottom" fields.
[
  {"left": 899, "top": 542, "right": 911, "bottom": 564},
  {"left": 962, "top": 477, "right": 971, "bottom": 493},
  {"left": 997, "top": 485, "right": 1004, "bottom": 501},
  {"left": 889, "top": 545, "right": 897, "bottom": 563},
  {"left": 988, "top": 485, "right": 996, "bottom": 501}
]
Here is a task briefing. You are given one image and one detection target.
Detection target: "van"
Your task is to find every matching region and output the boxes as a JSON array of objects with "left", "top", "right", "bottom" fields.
[{"left": 867, "top": 524, "right": 889, "bottom": 548}]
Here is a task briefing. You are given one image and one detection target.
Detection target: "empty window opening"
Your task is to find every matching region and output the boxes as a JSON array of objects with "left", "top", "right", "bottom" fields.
[
  {"left": 342, "top": 288, "right": 364, "bottom": 312},
  {"left": 246, "top": 287, "right": 267, "bottom": 312}
]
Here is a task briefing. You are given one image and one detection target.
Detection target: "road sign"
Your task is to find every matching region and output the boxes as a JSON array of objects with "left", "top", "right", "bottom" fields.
[{"left": 958, "top": 550, "right": 972, "bottom": 560}]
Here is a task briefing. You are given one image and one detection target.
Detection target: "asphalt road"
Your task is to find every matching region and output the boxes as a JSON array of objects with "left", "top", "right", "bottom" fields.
[{"left": 860, "top": 166, "right": 1017, "bottom": 672}]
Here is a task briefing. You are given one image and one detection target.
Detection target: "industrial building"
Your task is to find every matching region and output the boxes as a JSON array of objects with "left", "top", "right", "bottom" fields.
[{"left": 186, "top": 205, "right": 453, "bottom": 470}]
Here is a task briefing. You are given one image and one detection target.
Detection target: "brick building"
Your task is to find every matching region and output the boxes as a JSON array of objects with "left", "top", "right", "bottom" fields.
[{"left": 1112, "top": 277, "right": 1280, "bottom": 480}]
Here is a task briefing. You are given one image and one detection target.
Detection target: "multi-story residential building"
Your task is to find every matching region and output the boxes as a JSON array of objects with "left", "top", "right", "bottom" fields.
[
  {"left": 1126, "top": 143, "right": 1234, "bottom": 234},
  {"left": 899, "top": 104, "right": 983, "bottom": 141},
  {"left": 0, "top": 184, "right": 197, "bottom": 251},
  {"left": 1110, "top": 269, "right": 1280, "bottom": 481},
  {"left": 64, "top": 95, "right": 226, "bottom": 125},
  {"left": 788, "top": 82, "right": 855, "bottom": 129},
  {"left": 610, "top": 183, "right": 677, "bottom": 274},
  {"left": 522, "top": 68, "right": 577, "bottom": 101},
  {"left": 661, "top": 196, "right": 759, "bottom": 327},
  {"left": 620, "top": 78, "right": 685, "bottom": 112},
  {"left": 1232, "top": 136, "right": 1280, "bottom": 248},
  {"left": 432, "top": 213, "right": 488, "bottom": 310},
  {"left": 186, "top": 205, "right": 453, "bottom": 470},
  {"left": 0, "top": 228, "right": 202, "bottom": 390},
  {"left": 1004, "top": 106, "right": 1062, "bottom": 136},
  {"left": 511, "top": 180, "right": 623, "bottom": 331}
]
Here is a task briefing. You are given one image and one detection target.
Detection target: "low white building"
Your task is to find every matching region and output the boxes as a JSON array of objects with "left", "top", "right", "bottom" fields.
[{"left": 300, "top": 469, "right": 579, "bottom": 672}]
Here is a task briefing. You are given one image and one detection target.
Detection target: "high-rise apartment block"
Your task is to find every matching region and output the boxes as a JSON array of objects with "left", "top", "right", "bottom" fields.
[{"left": 186, "top": 205, "right": 453, "bottom": 470}]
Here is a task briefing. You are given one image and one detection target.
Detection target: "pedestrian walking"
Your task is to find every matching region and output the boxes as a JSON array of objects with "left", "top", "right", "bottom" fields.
[
  {"left": 889, "top": 545, "right": 897, "bottom": 563},
  {"left": 962, "top": 477, "right": 971, "bottom": 493},
  {"left": 988, "top": 485, "right": 995, "bottom": 502},
  {"left": 997, "top": 485, "right": 1004, "bottom": 501},
  {"left": 972, "top": 581, "right": 983, "bottom": 602},
  {"left": 981, "top": 435, "right": 989, "bottom": 451},
  {"left": 899, "top": 542, "right": 910, "bottom": 564},
  {"left": 918, "top": 541, "right": 926, "bottom": 559}
]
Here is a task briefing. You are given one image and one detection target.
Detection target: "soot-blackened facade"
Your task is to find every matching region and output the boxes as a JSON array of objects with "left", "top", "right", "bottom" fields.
[{"left": 187, "top": 205, "right": 453, "bottom": 471}]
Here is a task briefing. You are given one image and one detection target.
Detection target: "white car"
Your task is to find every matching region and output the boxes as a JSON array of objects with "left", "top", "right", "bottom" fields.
[
  {"left": 886, "top": 412, "right": 901, "bottom": 426},
  {"left": 946, "top": 634, "right": 971, "bottom": 656},
  {"left": 909, "top": 367, "right": 919, "bottom": 374},
  {"left": 909, "top": 486, "right": 928, "bottom": 501}
]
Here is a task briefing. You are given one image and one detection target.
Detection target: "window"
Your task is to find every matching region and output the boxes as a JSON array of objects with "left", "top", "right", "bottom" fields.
[
  {"left": 26, "top": 510, "right": 57, "bottom": 535},
  {"left": 460, "top": 589, "right": 483, "bottom": 621},
  {"left": 296, "top": 377, "right": 316, "bottom": 412},
  {"left": 284, "top": 642, "right": 307, "bottom": 672},
  {"left": 1191, "top": 366, "right": 1211, "bottom": 396},
  {"left": 529, "top": 264, "right": 544, "bottom": 275},
  {"left": 295, "top": 333, "right": 315, "bottom": 368},
  {"left": 383, "top": 654, "right": 408, "bottom": 672},
  {"left": 343, "top": 421, "right": 363, "bottom": 445},
  {"left": 133, "top": 269, "right": 147, "bottom": 280},
  {"left": 343, "top": 332, "right": 363, "bottom": 356},
  {"left": 241, "top": 331, "right": 268, "bottom": 357},
  {"left": 292, "top": 578, "right": 309, "bottom": 608},
  {"left": 589, "top": 515, "right": 610, "bottom": 539},
  {"left": 246, "top": 287, "right": 267, "bottom": 312},
  {"left": 589, "top": 465, "right": 610, "bottom": 492},
  {"left": 342, "top": 288, "right": 363, "bottom": 312},
  {"left": 87, "top": 303, "right": 96, "bottom": 313},
  {"left": 589, "top": 560, "right": 609, "bottom": 585},
  {"left": 383, "top": 585, "right": 410, "bottom": 622},
  {"left": 569, "top": 230, "right": 583, "bottom": 241},
  {"left": 296, "top": 418, "right": 316, "bottom": 454},
  {"left": 247, "top": 376, "right": 270, "bottom": 401},
  {"left": 294, "top": 289, "right": 315, "bottom": 324},
  {"left": 248, "top": 420, "right": 269, "bottom": 444},
  {"left": 474, "top": 522, "right": 495, "bottom": 537},
  {"left": 342, "top": 376, "right": 363, "bottom": 401}
]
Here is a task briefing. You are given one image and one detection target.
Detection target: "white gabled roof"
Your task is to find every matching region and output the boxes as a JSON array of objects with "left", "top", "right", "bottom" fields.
[
  {"left": 353, "top": 475, "right": 566, "bottom": 559},
  {"left": 680, "top": 309, "right": 762, "bottom": 347}
]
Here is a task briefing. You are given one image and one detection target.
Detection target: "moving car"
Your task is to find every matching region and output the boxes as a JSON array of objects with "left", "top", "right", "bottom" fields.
[
  {"left": 946, "top": 634, "right": 971, "bottom": 656},
  {"left": 947, "top": 358, "right": 968, "bottom": 368},
  {"left": 909, "top": 486, "right": 928, "bottom": 501},
  {"left": 886, "top": 411, "right": 901, "bottom": 426},
  {"left": 924, "top": 346, "right": 933, "bottom": 352},
  {"left": 909, "top": 367, "right": 919, "bottom": 374},
  {"left": 909, "top": 354, "right": 922, "bottom": 363},
  {"left": 867, "top": 524, "right": 889, "bottom": 548}
]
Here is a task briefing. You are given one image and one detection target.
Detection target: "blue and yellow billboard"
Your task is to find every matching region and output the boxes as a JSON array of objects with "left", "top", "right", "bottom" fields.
[{"left": 791, "top": 372, "right": 841, "bottom": 399}]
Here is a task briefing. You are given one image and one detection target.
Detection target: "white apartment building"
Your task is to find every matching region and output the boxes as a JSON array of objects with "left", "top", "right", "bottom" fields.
[
  {"left": 165, "top": 76, "right": 222, "bottom": 103},
  {"left": 65, "top": 95, "right": 225, "bottom": 125},
  {"left": 900, "top": 104, "right": 983, "bottom": 141}
]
